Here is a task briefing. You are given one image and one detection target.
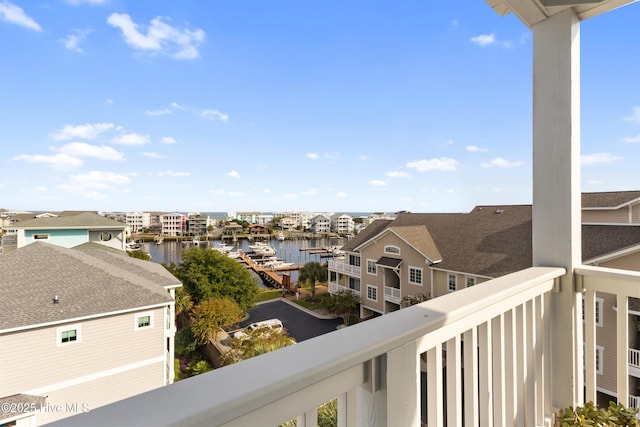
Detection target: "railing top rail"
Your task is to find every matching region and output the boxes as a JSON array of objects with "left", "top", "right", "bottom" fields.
[
  {"left": 53, "top": 266, "right": 564, "bottom": 427},
  {"left": 577, "top": 265, "right": 640, "bottom": 297}
]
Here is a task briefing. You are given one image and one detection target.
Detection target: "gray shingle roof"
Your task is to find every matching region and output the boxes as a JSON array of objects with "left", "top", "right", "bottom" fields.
[
  {"left": 582, "top": 191, "right": 640, "bottom": 208},
  {"left": 14, "top": 212, "right": 126, "bottom": 229},
  {"left": 345, "top": 205, "right": 640, "bottom": 278},
  {"left": 0, "top": 242, "right": 176, "bottom": 331}
]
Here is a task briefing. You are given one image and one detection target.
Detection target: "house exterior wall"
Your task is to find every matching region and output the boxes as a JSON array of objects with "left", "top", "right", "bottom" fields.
[
  {"left": 88, "top": 230, "right": 126, "bottom": 250},
  {"left": 22, "top": 229, "right": 87, "bottom": 249},
  {"left": 582, "top": 208, "right": 630, "bottom": 224},
  {"left": 0, "top": 307, "right": 167, "bottom": 424},
  {"left": 432, "top": 269, "right": 490, "bottom": 298}
]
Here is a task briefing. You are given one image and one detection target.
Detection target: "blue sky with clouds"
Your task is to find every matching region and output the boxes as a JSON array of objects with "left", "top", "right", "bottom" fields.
[{"left": 1, "top": 0, "right": 640, "bottom": 213}]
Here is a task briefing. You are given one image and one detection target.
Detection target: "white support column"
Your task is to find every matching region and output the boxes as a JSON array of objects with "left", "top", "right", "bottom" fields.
[
  {"left": 386, "top": 342, "right": 421, "bottom": 427},
  {"left": 531, "top": 7, "right": 583, "bottom": 413}
]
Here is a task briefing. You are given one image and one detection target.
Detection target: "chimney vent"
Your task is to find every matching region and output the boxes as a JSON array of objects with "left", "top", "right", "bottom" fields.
[{"left": 53, "top": 295, "right": 59, "bottom": 304}]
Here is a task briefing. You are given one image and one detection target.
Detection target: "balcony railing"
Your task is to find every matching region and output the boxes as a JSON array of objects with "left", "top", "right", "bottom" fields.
[
  {"left": 630, "top": 348, "right": 640, "bottom": 376},
  {"left": 384, "top": 285, "right": 401, "bottom": 304},
  {"left": 328, "top": 282, "right": 361, "bottom": 297},
  {"left": 328, "top": 259, "right": 360, "bottom": 277}
]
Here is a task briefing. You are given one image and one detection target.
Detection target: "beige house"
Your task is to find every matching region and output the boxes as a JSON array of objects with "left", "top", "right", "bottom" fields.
[
  {"left": 329, "top": 201, "right": 640, "bottom": 408},
  {"left": 0, "top": 242, "right": 181, "bottom": 426},
  {"left": 583, "top": 191, "right": 640, "bottom": 225}
]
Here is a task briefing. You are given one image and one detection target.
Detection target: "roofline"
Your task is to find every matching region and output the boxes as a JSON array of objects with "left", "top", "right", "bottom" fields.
[
  {"left": 583, "top": 243, "right": 640, "bottom": 266},
  {"left": 583, "top": 197, "right": 640, "bottom": 209},
  {"left": 353, "top": 227, "right": 441, "bottom": 264},
  {"left": 0, "top": 302, "right": 172, "bottom": 335},
  {"left": 14, "top": 225, "right": 126, "bottom": 230},
  {"left": 430, "top": 266, "right": 495, "bottom": 280}
]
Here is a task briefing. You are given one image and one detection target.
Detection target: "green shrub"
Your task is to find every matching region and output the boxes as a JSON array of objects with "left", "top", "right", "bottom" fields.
[
  {"left": 557, "top": 401, "right": 640, "bottom": 426},
  {"left": 187, "top": 358, "right": 212, "bottom": 376},
  {"left": 174, "top": 326, "right": 197, "bottom": 357}
]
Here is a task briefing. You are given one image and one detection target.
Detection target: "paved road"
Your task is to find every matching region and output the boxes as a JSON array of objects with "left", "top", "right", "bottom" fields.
[{"left": 237, "top": 300, "right": 343, "bottom": 342}]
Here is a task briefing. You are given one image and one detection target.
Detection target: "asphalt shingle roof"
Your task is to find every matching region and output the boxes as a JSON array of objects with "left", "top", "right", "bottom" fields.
[
  {"left": 582, "top": 191, "right": 640, "bottom": 208},
  {"left": 14, "top": 212, "right": 126, "bottom": 229},
  {"left": 0, "top": 242, "right": 176, "bottom": 331}
]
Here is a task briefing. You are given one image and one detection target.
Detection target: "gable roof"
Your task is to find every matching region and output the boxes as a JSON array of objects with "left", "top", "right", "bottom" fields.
[
  {"left": 0, "top": 242, "right": 177, "bottom": 332},
  {"left": 14, "top": 212, "right": 126, "bottom": 230},
  {"left": 582, "top": 191, "right": 640, "bottom": 209},
  {"left": 353, "top": 225, "right": 443, "bottom": 264},
  {"left": 341, "top": 219, "right": 393, "bottom": 252}
]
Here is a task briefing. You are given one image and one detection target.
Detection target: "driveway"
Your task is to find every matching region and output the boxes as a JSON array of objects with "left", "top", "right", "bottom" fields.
[{"left": 237, "top": 299, "right": 343, "bottom": 342}]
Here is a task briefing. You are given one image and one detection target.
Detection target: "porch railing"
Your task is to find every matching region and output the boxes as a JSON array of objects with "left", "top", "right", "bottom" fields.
[
  {"left": 328, "top": 259, "right": 361, "bottom": 277},
  {"left": 384, "top": 285, "right": 401, "bottom": 303}
]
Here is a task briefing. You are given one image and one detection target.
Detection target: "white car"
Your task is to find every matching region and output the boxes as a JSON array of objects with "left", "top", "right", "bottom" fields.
[{"left": 232, "top": 319, "right": 283, "bottom": 339}]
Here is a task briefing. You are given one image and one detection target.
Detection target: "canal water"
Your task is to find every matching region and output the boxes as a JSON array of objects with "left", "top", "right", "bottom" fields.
[{"left": 142, "top": 236, "right": 345, "bottom": 286}]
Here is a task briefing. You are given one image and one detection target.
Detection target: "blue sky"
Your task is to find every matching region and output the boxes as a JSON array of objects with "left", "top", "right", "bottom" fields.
[{"left": 1, "top": 1, "right": 640, "bottom": 214}]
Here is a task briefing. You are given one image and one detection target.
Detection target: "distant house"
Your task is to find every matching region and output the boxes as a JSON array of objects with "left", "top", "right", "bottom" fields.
[
  {"left": 2, "top": 212, "right": 127, "bottom": 254},
  {"left": 249, "top": 224, "right": 269, "bottom": 235},
  {"left": 160, "top": 213, "right": 186, "bottom": 237},
  {"left": 0, "top": 242, "right": 181, "bottom": 425},
  {"left": 582, "top": 190, "right": 640, "bottom": 224},
  {"left": 309, "top": 215, "right": 331, "bottom": 233},
  {"left": 330, "top": 213, "right": 354, "bottom": 235}
]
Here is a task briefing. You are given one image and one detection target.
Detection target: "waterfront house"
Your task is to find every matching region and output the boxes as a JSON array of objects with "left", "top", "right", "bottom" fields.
[
  {"left": 330, "top": 213, "right": 355, "bottom": 235},
  {"left": 0, "top": 242, "right": 181, "bottom": 426},
  {"left": 51, "top": 1, "right": 640, "bottom": 425},
  {"left": 309, "top": 214, "right": 331, "bottom": 233},
  {"left": 1, "top": 212, "right": 127, "bottom": 254},
  {"left": 160, "top": 212, "right": 186, "bottom": 237},
  {"left": 125, "top": 211, "right": 151, "bottom": 234}
]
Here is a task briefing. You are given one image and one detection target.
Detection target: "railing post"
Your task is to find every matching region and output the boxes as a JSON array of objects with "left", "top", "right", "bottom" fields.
[{"left": 532, "top": 7, "right": 583, "bottom": 416}]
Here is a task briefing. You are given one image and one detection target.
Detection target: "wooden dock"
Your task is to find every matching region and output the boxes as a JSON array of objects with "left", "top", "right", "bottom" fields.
[{"left": 237, "top": 253, "right": 301, "bottom": 288}]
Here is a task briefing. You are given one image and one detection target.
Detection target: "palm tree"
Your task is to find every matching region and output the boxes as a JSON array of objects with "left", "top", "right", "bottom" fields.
[{"left": 298, "top": 261, "right": 327, "bottom": 297}]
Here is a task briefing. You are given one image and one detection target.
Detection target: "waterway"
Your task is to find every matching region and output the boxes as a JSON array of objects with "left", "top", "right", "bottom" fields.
[{"left": 142, "top": 236, "right": 345, "bottom": 286}]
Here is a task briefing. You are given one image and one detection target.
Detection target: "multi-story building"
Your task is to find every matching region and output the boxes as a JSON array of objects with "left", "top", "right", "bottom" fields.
[
  {"left": 160, "top": 213, "right": 186, "bottom": 236},
  {"left": 330, "top": 214, "right": 354, "bottom": 235},
  {"left": 126, "top": 212, "right": 151, "bottom": 234},
  {"left": 186, "top": 213, "right": 212, "bottom": 236},
  {"left": 255, "top": 214, "right": 274, "bottom": 226},
  {"left": 0, "top": 237, "right": 181, "bottom": 426},
  {"left": 309, "top": 215, "right": 331, "bottom": 233},
  {"left": 235, "top": 212, "right": 261, "bottom": 224}
]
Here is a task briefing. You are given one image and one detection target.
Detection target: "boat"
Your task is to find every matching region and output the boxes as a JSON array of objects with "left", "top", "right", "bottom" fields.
[
  {"left": 249, "top": 242, "right": 277, "bottom": 257},
  {"left": 276, "top": 232, "right": 285, "bottom": 241},
  {"left": 212, "top": 242, "right": 234, "bottom": 254},
  {"left": 193, "top": 237, "right": 200, "bottom": 246},
  {"left": 154, "top": 235, "right": 164, "bottom": 245},
  {"left": 125, "top": 242, "right": 142, "bottom": 251}
]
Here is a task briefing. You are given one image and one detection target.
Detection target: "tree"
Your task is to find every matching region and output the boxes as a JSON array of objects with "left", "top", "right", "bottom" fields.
[
  {"left": 174, "top": 247, "right": 259, "bottom": 310},
  {"left": 127, "top": 249, "right": 151, "bottom": 261},
  {"left": 220, "top": 327, "right": 296, "bottom": 366},
  {"left": 190, "top": 297, "right": 244, "bottom": 344},
  {"left": 174, "top": 287, "right": 193, "bottom": 330},
  {"left": 327, "top": 290, "right": 360, "bottom": 326},
  {"left": 298, "top": 261, "right": 327, "bottom": 297}
]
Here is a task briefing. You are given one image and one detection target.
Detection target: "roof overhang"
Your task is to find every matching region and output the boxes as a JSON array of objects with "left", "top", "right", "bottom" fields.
[
  {"left": 376, "top": 256, "right": 403, "bottom": 269},
  {"left": 486, "top": 0, "right": 637, "bottom": 28}
]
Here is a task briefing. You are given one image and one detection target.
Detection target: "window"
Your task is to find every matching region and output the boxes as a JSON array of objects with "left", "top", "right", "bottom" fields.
[
  {"left": 384, "top": 245, "right": 400, "bottom": 255},
  {"left": 135, "top": 312, "right": 154, "bottom": 329},
  {"left": 367, "top": 259, "right": 377, "bottom": 275},
  {"left": 33, "top": 234, "right": 49, "bottom": 240},
  {"left": 596, "top": 346, "right": 604, "bottom": 375},
  {"left": 466, "top": 277, "right": 476, "bottom": 287},
  {"left": 408, "top": 267, "right": 423, "bottom": 285},
  {"left": 582, "top": 295, "right": 604, "bottom": 327},
  {"left": 57, "top": 324, "right": 81, "bottom": 346},
  {"left": 366, "top": 285, "right": 377, "bottom": 302},
  {"left": 99, "top": 232, "right": 113, "bottom": 241},
  {"left": 349, "top": 255, "right": 361, "bottom": 267},
  {"left": 448, "top": 274, "right": 457, "bottom": 292},
  {"left": 350, "top": 278, "right": 361, "bottom": 292}
]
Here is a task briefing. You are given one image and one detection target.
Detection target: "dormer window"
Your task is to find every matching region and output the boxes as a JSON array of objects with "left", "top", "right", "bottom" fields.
[{"left": 384, "top": 245, "right": 400, "bottom": 255}]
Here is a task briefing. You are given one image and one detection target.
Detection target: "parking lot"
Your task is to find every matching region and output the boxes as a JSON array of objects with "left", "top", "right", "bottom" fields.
[{"left": 236, "top": 299, "right": 343, "bottom": 342}]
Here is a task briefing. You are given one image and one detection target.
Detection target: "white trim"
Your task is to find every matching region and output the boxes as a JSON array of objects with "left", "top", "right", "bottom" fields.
[
  {"left": 383, "top": 245, "right": 401, "bottom": 255},
  {"left": 24, "top": 356, "right": 165, "bottom": 395},
  {"left": 56, "top": 324, "right": 82, "bottom": 347},
  {"left": 447, "top": 273, "right": 457, "bottom": 292},
  {"left": 582, "top": 222, "right": 640, "bottom": 226},
  {"left": 583, "top": 243, "right": 640, "bottom": 265},
  {"left": 0, "top": 303, "right": 170, "bottom": 335},
  {"left": 366, "top": 259, "right": 377, "bottom": 276},
  {"left": 430, "top": 266, "right": 494, "bottom": 280},
  {"left": 135, "top": 311, "right": 154, "bottom": 330},
  {"left": 366, "top": 284, "right": 378, "bottom": 302},
  {"left": 353, "top": 228, "right": 442, "bottom": 264},
  {"left": 582, "top": 197, "right": 640, "bottom": 210},
  {"left": 408, "top": 266, "right": 423, "bottom": 286}
]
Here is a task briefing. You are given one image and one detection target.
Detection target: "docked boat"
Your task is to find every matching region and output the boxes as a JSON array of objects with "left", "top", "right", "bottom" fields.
[
  {"left": 249, "top": 242, "right": 277, "bottom": 257},
  {"left": 276, "top": 232, "right": 285, "bottom": 241}
]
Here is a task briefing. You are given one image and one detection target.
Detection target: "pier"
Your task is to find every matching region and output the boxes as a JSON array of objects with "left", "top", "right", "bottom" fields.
[{"left": 237, "top": 252, "right": 301, "bottom": 288}]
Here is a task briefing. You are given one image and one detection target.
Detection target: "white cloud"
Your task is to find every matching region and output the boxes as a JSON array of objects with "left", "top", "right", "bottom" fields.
[
  {"left": 370, "top": 180, "right": 387, "bottom": 187},
  {"left": 160, "top": 137, "right": 176, "bottom": 145},
  {"left": 60, "top": 29, "right": 92, "bottom": 53},
  {"left": 481, "top": 157, "right": 524, "bottom": 168},
  {"left": 336, "top": 192, "right": 348, "bottom": 198},
  {"left": 201, "top": 109, "right": 229, "bottom": 122},
  {"left": 301, "top": 188, "right": 318, "bottom": 196},
  {"left": 105, "top": 98, "right": 113, "bottom": 105},
  {"left": 51, "top": 142, "right": 124, "bottom": 160},
  {"left": 107, "top": 13, "right": 205, "bottom": 59},
  {"left": 470, "top": 33, "right": 495, "bottom": 47},
  {"left": 68, "top": 170, "right": 130, "bottom": 189},
  {"left": 35, "top": 186, "right": 47, "bottom": 192},
  {"left": 50, "top": 122, "right": 115, "bottom": 140},
  {"left": 386, "top": 171, "right": 409, "bottom": 178},
  {"left": 324, "top": 152, "right": 340, "bottom": 160},
  {"left": 111, "top": 133, "right": 150, "bottom": 145},
  {"left": 209, "top": 189, "right": 225, "bottom": 195},
  {"left": 581, "top": 152, "right": 621, "bottom": 165},
  {"left": 146, "top": 108, "right": 171, "bottom": 116},
  {"left": 406, "top": 157, "right": 458, "bottom": 172},
  {"left": 281, "top": 193, "right": 299, "bottom": 199},
  {"left": 625, "top": 106, "right": 640, "bottom": 123},
  {"left": 622, "top": 134, "right": 640, "bottom": 143},
  {"left": 171, "top": 101, "right": 184, "bottom": 110},
  {"left": 306, "top": 152, "right": 319, "bottom": 160},
  {"left": 229, "top": 191, "right": 245, "bottom": 197},
  {"left": 491, "top": 187, "right": 509, "bottom": 193},
  {"left": 158, "top": 170, "right": 190, "bottom": 177},
  {"left": 587, "top": 179, "right": 603, "bottom": 185},
  {"left": 13, "top": 153, "right": 83, "bottom": 170},
  {"left": 228, "top": 170, "right": 240, "bottom": 178},
  {"left": 263, "top": 188, "right": 271, "bottom": 193},
  {"left": 360, "top": 154, "right": 368, "bottom": 160},
  {"left": 141, "top": 152, "right": 167, "bottom": 159},
  {"left": 466, "top": 145, "right": 488, "bottom": 152},
  {"left": 0, "top": 1, "right": 42, "bottom": 31},
  {"left": 451, "top": 19, "right": 459, "bottom": 30}
]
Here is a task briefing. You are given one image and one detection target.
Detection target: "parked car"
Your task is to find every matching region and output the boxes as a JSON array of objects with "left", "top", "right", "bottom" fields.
[{"left": 232, "top": 319, "right": 283, "bottom": 339}]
